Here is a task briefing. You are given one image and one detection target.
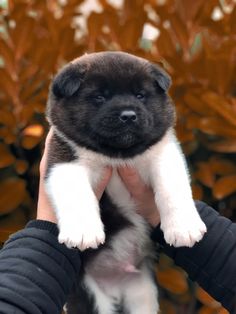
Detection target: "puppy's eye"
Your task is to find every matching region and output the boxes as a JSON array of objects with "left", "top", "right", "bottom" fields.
[
  {"left": 95, "top": 95, "right": 105, "bottom": 102},
  {"left": 136, "top": 93, "right": 145, "bottom": 100}
]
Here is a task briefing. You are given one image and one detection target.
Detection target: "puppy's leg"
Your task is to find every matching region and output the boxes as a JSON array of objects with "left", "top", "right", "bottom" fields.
[
  {"left": 45, "top": 134, "right": 105, "bottom": 250},
  {"left": 84, "top": 274, "right": 117, "bottom": 314},
  {"left": 150, "top": 129, "right": 206, "bottom": 247},
  {"left": 122, "top": 264, "right": 159, "bottom": 314}
]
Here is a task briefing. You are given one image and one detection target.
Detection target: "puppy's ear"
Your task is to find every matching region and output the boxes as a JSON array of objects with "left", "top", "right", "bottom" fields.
[
  {"left": 52, "top": 63, "right": 84, "bottom": 98},
  {"left": 151, "top": 64, "right": 171, "bottom": 92}
]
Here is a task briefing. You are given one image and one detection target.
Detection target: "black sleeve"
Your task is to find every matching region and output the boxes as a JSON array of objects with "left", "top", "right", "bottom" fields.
[
  {"left": 0, "top": 220, "right": 81, "bottom": 314},
  {"left": 151, "top": 201, "right": 236, "bottom": 313}
]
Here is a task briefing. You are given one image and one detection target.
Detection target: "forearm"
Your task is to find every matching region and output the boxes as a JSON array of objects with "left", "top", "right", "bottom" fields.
[
  {"left": 0, "top": 220, "right": 81, "bottom": 314},
  {"left": 152, "top": 201, "right": 236, "bottom": 312}
]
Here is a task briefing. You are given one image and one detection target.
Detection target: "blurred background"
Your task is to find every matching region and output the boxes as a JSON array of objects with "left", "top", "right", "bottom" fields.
[{"left": 0, "top": 0, "right": 235, "bottom": 313}]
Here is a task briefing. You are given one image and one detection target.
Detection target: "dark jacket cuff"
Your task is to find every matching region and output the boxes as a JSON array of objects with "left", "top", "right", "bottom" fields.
[{"left": 26, "top": 220, "right": 59, "bottom": 236}]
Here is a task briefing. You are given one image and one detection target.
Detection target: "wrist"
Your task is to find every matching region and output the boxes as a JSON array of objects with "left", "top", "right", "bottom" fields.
[
  {"left": 36, "top": 207, "right": 57, "bottom": 223},
  {"left": 37, "top": 182, "right": 57, "bottom": 223}
]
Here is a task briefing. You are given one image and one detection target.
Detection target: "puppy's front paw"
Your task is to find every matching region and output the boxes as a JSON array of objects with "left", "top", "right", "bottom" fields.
[
  {"left": 58, "top": 217, "right": 105, "bottom": 251},
  {"left": 162, "top": 215, "right": 207, "bottom": 247}
]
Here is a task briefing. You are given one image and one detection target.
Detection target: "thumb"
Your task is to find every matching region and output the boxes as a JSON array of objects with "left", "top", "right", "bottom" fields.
[{"left": 95, "top": 167, "right": 113, "bottom": 200}]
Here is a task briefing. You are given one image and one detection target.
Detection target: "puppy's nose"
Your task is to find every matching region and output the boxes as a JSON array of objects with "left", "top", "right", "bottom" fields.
[{"left": 119, "top": 110, "right": 137, "bottom": 123}]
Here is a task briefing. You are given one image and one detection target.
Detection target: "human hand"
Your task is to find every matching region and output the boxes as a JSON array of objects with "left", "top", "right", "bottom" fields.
[
  {"left": 37, "top": 129, "right": 112, "bottom": 223},
  {"left": 118, "top": 167, "right": 160, "bottom": 227},
  {"left": 37, "top": 129, "right": 56, "bottom": 222}
]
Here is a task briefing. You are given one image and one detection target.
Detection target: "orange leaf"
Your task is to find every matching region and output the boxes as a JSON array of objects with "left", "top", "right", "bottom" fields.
[
  {"left": 170, "top": 14, "right": 189, "bottom": 50},
  {"left": 198, "top": 306, "right": 216, "bottom": 314},
  {"left": 0, "top": 208, "right": 28, "bottom": 243},
  {"left": 0, "top": 230, "right": 12, "bottom": 246},
  {"left": 206, "top": 139, "right": 236, "bottom": 153},
  {"left": 13, "top": 17, "right": 35, "bottom": 60},
  {"left": 182, "top": 141, "right": 199, "bottom": 156},
  {"left": 175, "top": 0, "right": 206, "bottom": 23},
  {"left": 0, "top": 109, "right": 16, "bottom": 127},
  {"left": 209, "top": 157, "right": 236, "bottom": 176},
  {"left": 184, "top": 93, "right": 214, "bottom": 116},
  {"left": 87, "top": 12, "right": 105, "bottom": 49},
  {"left": 159, "top": 299, "right": 177, "bottom": 314},
  {"left": 157, "top": 268, "right": 188, "bottom": 294},
  {"left": 201, "top": 92, "right": 236, "bottom": 127},
  {"left": 187, "top": 115, "right": 236, "bottom": 138},
  {"left": 21, "top": 135, "right": 42, "bottom": 149},
  {"left": 0, "top": 178, "right": 26, "bottom": 215},
  {"left": 23, "top": 124, "right": 44, "bottom": 137},
  {"left": 0, "top": 128, "right": 16, "bottom": 144},
  {"left": 158, "top": 254, "right": 174, "bottom": 270},
  {"left": 230, "top": 6, "right": 236, "bottom": 33},
  {"left": 0, "top": 68, "right": 19, "bottom": 102},
  {"left": 0, "top": 38, "right": 16, "bottom": 76},
  {"left": 191, "top": 183, "right": 203, "bottom": 200},
  {"left": 156, "top": 27, "right": 176, "bottom": 57},
  {"left": 195, "top": 162, "right": 215, "bottom": 188},
  {"left": 213, "top": 175, "right": 236, "bottom": 199},
  {"left": 19, "top": 106, "right": 35, "bottom": 127},
  {"left": 176, "top": 122, "right": 195, "bottom": 143},
  {"left": 217, "top": 307, "right": 229, "bottom": 314},
  {"left": 14, "top": 160, "right": 28, "bottom": 175},
  {"left": 196, "top": 287, "right": 220, "bottom": 308}
]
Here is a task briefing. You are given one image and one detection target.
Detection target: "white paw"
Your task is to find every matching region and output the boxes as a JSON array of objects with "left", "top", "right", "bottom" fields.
[
  {"left": 58, "top": 216, "right": 105, "bottom": 251},
  {"left": 162, "top": 215, "right": 207, "bottom": 247}
]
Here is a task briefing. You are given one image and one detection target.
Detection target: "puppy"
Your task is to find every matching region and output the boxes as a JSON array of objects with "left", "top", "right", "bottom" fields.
[{"left": 45, "top": 51, "right": 207, "bottom": 314}]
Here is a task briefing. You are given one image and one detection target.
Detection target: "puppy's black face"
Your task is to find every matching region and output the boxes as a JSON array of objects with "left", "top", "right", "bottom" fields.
[{"left": 47, "top": 52, "right": 175, "bottom": 158}]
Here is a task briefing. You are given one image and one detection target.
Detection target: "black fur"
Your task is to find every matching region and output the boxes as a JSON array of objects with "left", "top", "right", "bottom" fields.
[
  {"left": 47, "top": 51, "right": 175, "bottom": 159},
  {"left": 46, "top": 133, "right": 76, "bottom": 174},
  {"left": 52, "top": 63, "right": 86, "bottom": 98},
  {"left": 66, "top": 281, "right": 99, "bottom": 314}
]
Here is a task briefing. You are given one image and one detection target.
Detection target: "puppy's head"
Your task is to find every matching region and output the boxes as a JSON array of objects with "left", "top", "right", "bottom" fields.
[{"left": 47, "top": 52, "right": 175, "bottom": 158}]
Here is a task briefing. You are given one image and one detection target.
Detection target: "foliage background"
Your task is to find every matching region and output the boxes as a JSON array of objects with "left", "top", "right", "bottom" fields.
[{"left": 0, "top": 0, "right": 235, "bottom": 313}]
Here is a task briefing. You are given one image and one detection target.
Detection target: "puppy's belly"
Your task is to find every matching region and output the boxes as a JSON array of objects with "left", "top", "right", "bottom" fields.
[
  {"left": 84, "top": 235, "right": 152, "bottom": 296},
  {"left": 83, "top": 191, "right": 153, "bottom": 294},
  {"left": 86, "top": 257, "right": 141, "bottom": 291}
]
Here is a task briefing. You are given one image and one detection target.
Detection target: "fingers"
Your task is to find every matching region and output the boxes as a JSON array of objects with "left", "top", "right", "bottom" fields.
[
  {"left": 39, "top": 128, "right": 53, "bottom": 177},
  {"left": 37, "top": 128, "right": 57, "bottom": 223},
  {"left": 44, "top": 128, "right": 54, "bottom": 151},
  {"left": 118, "top": 166, "right": 147, "bottom": 198},
  {"left": 95, "top": 167, "right": 113, "bottom": 200},
  {"left": 118, "top": 166, "right": 160, "bottom": 226}
]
